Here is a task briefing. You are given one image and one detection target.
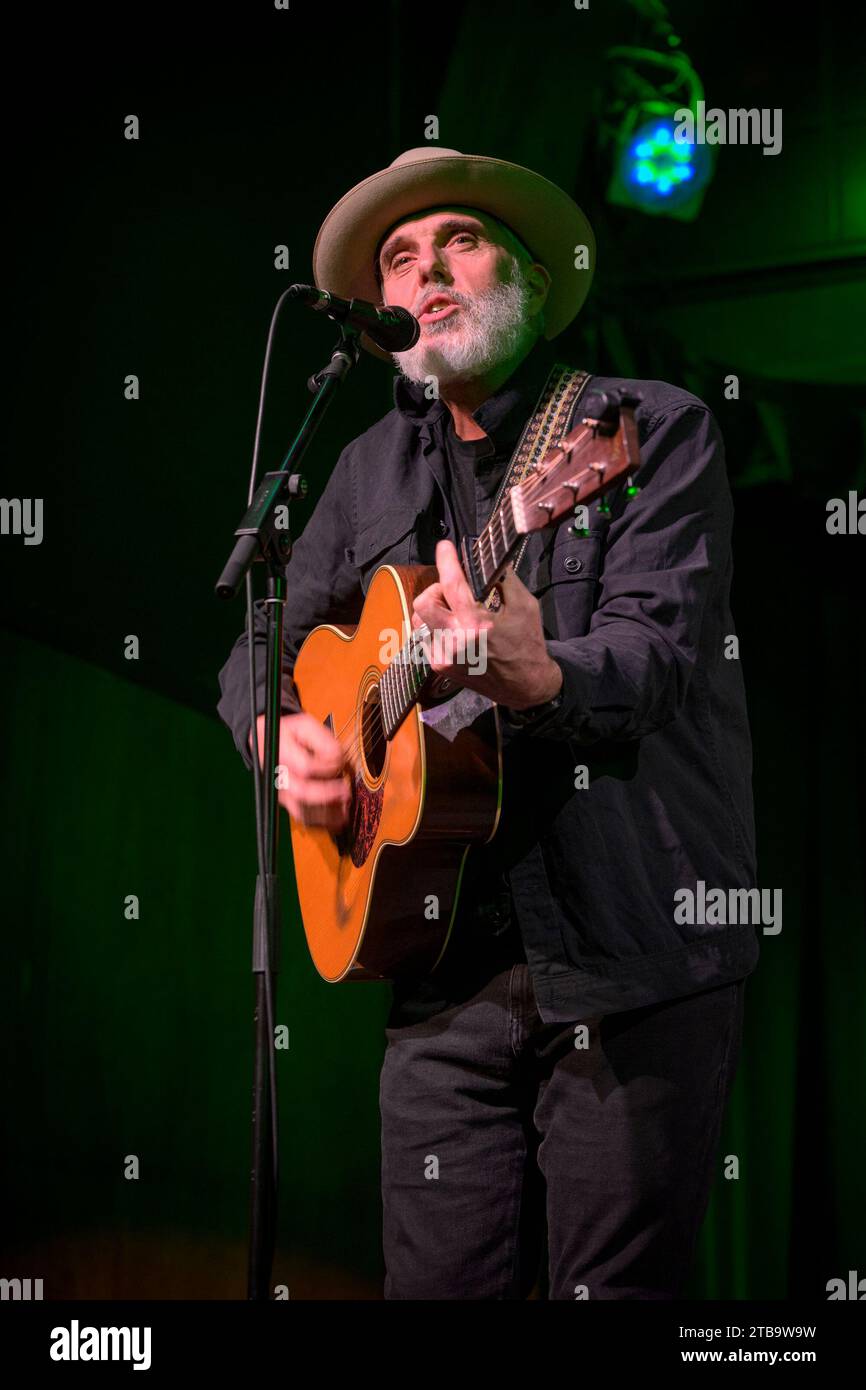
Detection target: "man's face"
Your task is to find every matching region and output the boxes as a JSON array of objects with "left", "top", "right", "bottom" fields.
[{"left": 376, "top": 206, "right": 549, "bottom": 384}]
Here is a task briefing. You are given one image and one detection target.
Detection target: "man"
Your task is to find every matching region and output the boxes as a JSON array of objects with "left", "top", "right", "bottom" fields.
[{"left": 217, "top": 147, "right": 760, "bottom": 1300}]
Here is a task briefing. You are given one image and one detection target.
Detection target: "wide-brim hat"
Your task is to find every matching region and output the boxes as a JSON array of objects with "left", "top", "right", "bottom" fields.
[{"left": 311, "top": 146, "right": 595, "bottom": 363}]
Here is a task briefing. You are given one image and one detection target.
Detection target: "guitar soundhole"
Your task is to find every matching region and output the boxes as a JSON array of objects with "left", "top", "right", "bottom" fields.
[{"left": 361, "top": 685, "right": 387, "bottom": 780}]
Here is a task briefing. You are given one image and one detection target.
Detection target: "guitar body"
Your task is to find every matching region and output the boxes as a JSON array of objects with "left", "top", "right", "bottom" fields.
[{"left": 289, "top": 562, "right": 502, "bottom": 983}]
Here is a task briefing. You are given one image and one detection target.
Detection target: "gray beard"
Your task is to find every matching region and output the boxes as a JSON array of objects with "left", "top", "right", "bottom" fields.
[{"left": 391, "top": 271, "right": 536, "bottom": 386}]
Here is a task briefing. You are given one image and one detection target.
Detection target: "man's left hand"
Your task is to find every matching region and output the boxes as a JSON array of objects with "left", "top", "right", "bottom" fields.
[{"left": 410, "top": 539, "right": 563, "bottom": 710}]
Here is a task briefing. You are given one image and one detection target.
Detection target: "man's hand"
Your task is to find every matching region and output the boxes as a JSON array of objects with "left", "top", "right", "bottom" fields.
[
  {"left": 249, "top": 712, "right": 352, "bottom": 831},
  {"left": 410, "top": 540, "right": 563, "bottom": 709}
]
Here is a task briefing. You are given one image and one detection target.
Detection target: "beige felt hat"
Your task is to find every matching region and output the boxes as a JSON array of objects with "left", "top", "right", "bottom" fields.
[{"left": 311, "top": 146, "right": 595, "bottom": 362}]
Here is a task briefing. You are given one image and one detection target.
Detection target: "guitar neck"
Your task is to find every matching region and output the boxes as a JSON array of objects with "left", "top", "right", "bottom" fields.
[{"left": 459, "top": 497, "right": 523, "bottom": 604}]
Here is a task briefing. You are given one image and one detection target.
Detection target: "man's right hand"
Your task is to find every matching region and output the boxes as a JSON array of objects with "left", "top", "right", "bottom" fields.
[{"left": 249, "top": 712, "right": 352, "bottom": 831}]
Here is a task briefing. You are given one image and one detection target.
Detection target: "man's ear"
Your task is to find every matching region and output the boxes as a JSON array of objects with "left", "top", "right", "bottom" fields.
[{"left": 527, "top": 261, "right": 551, "bottom": 319}]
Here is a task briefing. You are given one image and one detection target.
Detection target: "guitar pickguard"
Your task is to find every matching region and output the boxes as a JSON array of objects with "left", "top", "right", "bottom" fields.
[{"left": 345, "top": 770, "right": 384, "bottom": 868}]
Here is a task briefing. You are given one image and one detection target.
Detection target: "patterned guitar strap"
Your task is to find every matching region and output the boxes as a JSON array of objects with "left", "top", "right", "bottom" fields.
[{"left": 481, "top": 362, "right": 591, "bottom": 611}]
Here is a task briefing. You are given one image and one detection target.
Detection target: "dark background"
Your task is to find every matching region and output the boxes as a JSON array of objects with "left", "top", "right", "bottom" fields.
[{"left": 1, "top": 0, "right": 864, "bottom": 1299}]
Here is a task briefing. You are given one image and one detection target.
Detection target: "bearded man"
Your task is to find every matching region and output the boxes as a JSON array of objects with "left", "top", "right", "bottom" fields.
[{"left": 217, "top": 148, "right": 760, "bottom": 1300}]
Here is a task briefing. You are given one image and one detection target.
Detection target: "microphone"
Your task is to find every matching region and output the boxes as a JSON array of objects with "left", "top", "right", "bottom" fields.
[{"left": 287, "top": 284, "right": 420, "bottom": 353}]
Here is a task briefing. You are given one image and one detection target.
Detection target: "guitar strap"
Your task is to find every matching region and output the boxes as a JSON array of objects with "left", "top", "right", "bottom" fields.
[{"left": 482, "top": 362, "right": 592, "bottom": 610}]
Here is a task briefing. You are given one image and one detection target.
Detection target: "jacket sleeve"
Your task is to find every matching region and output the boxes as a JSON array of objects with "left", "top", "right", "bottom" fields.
[
  {"left": 216, "top": 442, "right": 363, "bottom": 769},
  {"left": 502, "top": 404, "right": 731, "bottom": 744}
]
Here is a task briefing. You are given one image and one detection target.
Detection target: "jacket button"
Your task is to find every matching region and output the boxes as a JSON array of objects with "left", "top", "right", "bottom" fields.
[{"left": 564, "top": 556, "right": 583, "bottom": 573}]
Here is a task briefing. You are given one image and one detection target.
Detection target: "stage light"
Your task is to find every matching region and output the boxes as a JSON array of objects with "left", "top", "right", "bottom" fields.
[
  {"left": 603, "top": 38, "right": 714, "bottom": 223},
  {"left": 612, "top": 112, "right": 713, "bottom": 218}
]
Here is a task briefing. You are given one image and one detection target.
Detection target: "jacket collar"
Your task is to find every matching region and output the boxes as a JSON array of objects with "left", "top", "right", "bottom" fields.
[{"left": 392, "top": 335, "right": 565, "bottom": 452}]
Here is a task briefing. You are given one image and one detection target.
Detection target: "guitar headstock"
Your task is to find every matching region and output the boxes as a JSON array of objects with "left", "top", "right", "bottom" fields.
[{"left": 510, "top": 389, "right": 642, "bottom": 537}]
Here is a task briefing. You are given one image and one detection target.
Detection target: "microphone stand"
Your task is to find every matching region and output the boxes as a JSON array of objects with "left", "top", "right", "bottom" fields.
[{"left": 215, "top": 321, "right": 363, "bottom": 1300}]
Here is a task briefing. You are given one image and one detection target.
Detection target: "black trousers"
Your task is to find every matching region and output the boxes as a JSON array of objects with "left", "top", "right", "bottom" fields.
[{"left": 379, "top": 963, "right": 746, "bottom": 1299}]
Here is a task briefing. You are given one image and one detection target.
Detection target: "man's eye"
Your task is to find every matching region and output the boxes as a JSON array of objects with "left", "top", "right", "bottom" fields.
[{"left": 388, "top": 235, "right": 475, "bottom": 272}]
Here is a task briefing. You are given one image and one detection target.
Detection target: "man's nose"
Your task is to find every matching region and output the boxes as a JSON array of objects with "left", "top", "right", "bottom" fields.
[{"left": 416, "top": 244, "right": 453, "bottom": 284}]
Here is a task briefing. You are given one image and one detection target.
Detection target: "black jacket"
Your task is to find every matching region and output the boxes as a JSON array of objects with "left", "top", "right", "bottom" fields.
[{"left": 217, "top": 336, "right": 760, "bottom": 1021}]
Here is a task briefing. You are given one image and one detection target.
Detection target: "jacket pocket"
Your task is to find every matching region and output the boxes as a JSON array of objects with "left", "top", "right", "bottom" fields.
[
  {"left": 529, "top": 529, "right": 602, "bottom": 639},
  {"left": 353, "top": 507, "right": 420, "bottom": 592}
]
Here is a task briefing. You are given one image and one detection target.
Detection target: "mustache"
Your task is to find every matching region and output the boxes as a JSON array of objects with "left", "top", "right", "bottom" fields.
[{"left": 412, "top": 289, "right": 472, "bottom": 315}]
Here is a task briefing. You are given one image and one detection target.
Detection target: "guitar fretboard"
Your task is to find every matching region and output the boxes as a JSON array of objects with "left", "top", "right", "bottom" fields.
[
  {"left": 379, "top": 625, "right": 431, "bottom": 739},
  {"left": 471, "top": 495, "right": 522, "bottom": 590}
]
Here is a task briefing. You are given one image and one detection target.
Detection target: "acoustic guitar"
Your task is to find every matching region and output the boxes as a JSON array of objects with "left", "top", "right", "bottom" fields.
[{"left": 289, "top": 389, "right": 641, "bottom": 982}]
